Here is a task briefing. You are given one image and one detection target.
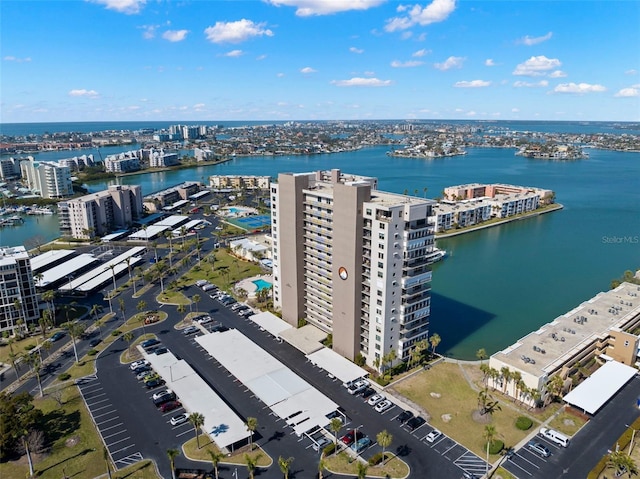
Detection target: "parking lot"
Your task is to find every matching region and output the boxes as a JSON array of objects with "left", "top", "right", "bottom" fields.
[{"left": 502, "top": 433, "right": 565, "bottom": 477}]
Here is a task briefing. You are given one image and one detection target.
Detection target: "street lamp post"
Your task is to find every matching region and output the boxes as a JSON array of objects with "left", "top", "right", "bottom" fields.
[{"left": 626, "top": 424, "right": 638, "bottom": 455}]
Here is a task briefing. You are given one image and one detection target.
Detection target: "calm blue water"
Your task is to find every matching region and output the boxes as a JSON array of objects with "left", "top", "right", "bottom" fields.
[
  {"left": 253, "top": 279, "right": 273, "bottom": 292},
  {"left": 1, "top": 128, "right": 639, "bottom": 359}
]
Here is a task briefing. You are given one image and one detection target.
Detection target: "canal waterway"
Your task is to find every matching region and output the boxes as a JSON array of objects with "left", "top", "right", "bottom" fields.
[{"left": 3, "top": 145, "right": 639, "bottom": 359}]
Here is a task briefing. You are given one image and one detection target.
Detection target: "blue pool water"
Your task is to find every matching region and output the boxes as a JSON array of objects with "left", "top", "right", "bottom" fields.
[
  {"left": 252, "top": 279, "right": 272, "bottom": 291},
  {"left": 228, "top": 207, "right": 243, "bottom": 214}
]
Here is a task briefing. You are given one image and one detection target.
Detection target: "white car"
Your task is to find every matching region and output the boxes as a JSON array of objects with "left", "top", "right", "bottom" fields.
[
  {"left": 425, "top": 429, "right": 442, "bottom": 443},
  {"left": 367, "top": 394, "right": 385, "bottom": 406},
  {"left": 374, "top": 399, "right": 393, "bottom": 413},
  {"left": 197, "top": 316, "right": 214, "bottom": 325},
  {"left": 153, "top": 389, "right": 173, "bottom": 401},
  {"left": 170, "top": 413, "right": 188, "bottom": 426},
  {"left": 129, "top": 360, "right": 149, "bottom": 371}
]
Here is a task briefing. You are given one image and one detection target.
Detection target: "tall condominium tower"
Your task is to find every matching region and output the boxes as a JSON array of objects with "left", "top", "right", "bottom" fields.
[
  {"left": 271, "top": 169, "right": 435, "bottom": 368},
  {"left": 0, "top": 246, "right": 39, "bottom": 334}
]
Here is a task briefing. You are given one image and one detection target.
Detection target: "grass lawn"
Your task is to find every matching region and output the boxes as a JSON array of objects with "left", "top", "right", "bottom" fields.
[
  {"left": 323, "top": 451, "right": 409, "bottom": 478},
  {"left": 0, "top": 383, "right": 108, "bottom": 479},
  {"left": 156, "top": 289, "right": 190, "bottom": 305},
  {"left": 391, "top": 362, "right": 539, "bottom": 459},
  {"left": 182, "top": 436, "right": 272, "bottom": 467},
  {"left": 493, "top": 466, "right": 518, "bottom": 479},
  {"left": 549, "top": 409, "right": 588, "bottom": 436},
  {"left": 112, "top": 459, "right": 160, "bottom": 479},
  {"left": 179, "top": 249, "right": 263, "bottom": 293}
]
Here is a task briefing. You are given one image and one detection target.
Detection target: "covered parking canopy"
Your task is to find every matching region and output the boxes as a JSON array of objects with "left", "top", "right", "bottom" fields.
[
  {"left": 307, "top": 348, "right": 368, "bottom": 384},
  {"left": 563, "top": 360, "right": 637, "bottom": 415}
]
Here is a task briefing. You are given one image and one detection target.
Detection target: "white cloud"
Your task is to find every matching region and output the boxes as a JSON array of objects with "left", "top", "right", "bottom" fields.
[
  {"left": 68, "top": 89, "right": 99, "bottom": 98},
  {"left": 162, "top": 30, "right": 189, "bottom": 42},
  {"left": 519, "top": 31, "right": 553, "bottom": 46},
  {"left": 300, "top": 66, "right": 317, "bottom": 74},
  {"left": 484, "top": 58, "right": 496, "bottom": 67},
  {"left": 385, "top": 0, "right": 457, "bottom": 32},
  {"left": 434, "top": 56, "right": 464, "bottom": 71},
  {"left": 391, "top": 60, "right": 424, "bottom": 68},
  {"left": 224, "top": 50, "right": 244, "bottom": 57},
  {"left": 548, "top": 70, "right": 567, "bottom": 78},
  {"left": 466, "top": 110, "right": 477, "bottom": 116},
  {"left": 204, "top": 19, "right": 273, "bottom": 44},
  {"left": 553, "top": 82, "right": 606, "bottom": 94},
  {"left": 139, "top": 24, "right": 159, "bottom": 39},
  {"left": 511, "top": 108, "right": 520, "bottom": 113},
  {"left": 266, "top": 0, "right": 384, "bottom": 16},
  {"left": 625, "top": 69, "right": 637, "bottom": 75},
  {"left": 614, "top": 87, "right": 639, "bottom": 98},
  {"left": 89, "top": 0, "right": 146, "bottom": 14},
  {"left": 413, "top": 49, "right": 430, "bottom": 57},
  {"left": 256, "top": 54, "right": 267, "bottom": 60},
  {"left": 454, "top": 80, "right": 491, "bottom": 88},
  {"left": 3, "top": 56, "right": 31, "bottom": 63},
  {"left": 513, "top": 80, "right": 549, "bottom": 88},
  {"left": 513, "top": 55, "right": 561, "bottom": 76},
  {"left": 331, "top": 77, "right": 392, "bottom": 87},
  {"left": 349, "top": 47, "right": 364, "bottom": 54},
  {"left": 401, "top": 31, "right": 413, "bottom": 40}
]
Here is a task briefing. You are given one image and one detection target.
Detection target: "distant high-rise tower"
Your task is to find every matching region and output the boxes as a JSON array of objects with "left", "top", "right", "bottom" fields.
[{"left": 271, "top": 169, "right": 435, "bottom": 368}]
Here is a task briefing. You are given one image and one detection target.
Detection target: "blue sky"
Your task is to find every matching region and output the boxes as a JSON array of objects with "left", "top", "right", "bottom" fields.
[{"left": 2, "top": 0, "right": 639, "bottom": 123}]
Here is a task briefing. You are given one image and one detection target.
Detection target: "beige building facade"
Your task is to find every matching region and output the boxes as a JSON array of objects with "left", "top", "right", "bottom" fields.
[{"left": 271, "top": 169, "right": 435, "bottom": 368}]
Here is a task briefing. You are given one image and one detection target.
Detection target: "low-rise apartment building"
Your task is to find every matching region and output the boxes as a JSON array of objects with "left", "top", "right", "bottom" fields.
[
  {"left": 143, "top": 181, "right": 201, "bottom": 212},
  {"left": 58, "top": 185, "right": 143, "bottom": 239},
  {"left": 0, "top": 246, "right": 39, "bottom": 334},
  {"left": 209, "top": 175, "right": 270, "bottom": 190},
  {"left": 104, "top": 152, "right": 142, "bottom": 173},
  {"left": 489, "top": 282, "right": 640, "bottom": 406},
  {"left": 432, "top": 200, "right": 492, "bottom": 232}
]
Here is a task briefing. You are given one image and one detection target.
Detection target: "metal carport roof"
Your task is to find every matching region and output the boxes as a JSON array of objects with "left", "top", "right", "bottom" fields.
[{"left": 307, "top": 348, "right": 368, "bottom": 384}]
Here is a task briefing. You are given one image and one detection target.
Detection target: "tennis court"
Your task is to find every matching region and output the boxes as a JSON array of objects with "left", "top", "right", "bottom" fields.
[{"left": 228, "top": 214, "right": 271, "bottom": 230}]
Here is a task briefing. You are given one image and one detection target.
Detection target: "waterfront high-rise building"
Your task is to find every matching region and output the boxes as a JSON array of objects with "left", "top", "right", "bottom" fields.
[
  {"left": 0, "top": 246, "right": 39, "bottom": 334},
  {"left": 19, "top": 157, "right": 73, "bottom": 199},
  {"left": 271, "top": 169, "right": 435, "bottom": 368},
  {"left": 57, "top": 185, "right": 143, "bottom": 239}
]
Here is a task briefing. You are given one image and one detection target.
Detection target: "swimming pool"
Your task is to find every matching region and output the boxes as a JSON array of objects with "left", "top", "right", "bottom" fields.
[
  {"left": 252, "top": 279, "right": 272, "bottom": 292},
  {"left": 227, "top": 207, "right": 243, "bottom": 214}
]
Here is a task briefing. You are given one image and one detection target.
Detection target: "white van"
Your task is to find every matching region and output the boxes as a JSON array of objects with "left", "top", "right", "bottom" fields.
[{"left": 540, "top": 427, "right": 570, "bottom": 447}]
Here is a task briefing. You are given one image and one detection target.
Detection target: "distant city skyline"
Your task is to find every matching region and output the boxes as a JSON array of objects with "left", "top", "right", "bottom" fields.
[{"left": 2, "top": 0, "right": 639, "bottom": 123}]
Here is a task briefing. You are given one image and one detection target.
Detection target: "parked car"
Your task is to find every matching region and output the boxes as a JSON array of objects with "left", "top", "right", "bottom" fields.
[
  {"left": 132, "top": 364, "right": 151, "bottom": 374},
  {"left": 351, "top": 437, "right": 372, "bottom": 453},
  {"left": 154, "top": 346, "right": 169, "bottom": 355},
  {"left": 340, "top": 429, "right": 365, "bottom": 446},
  {"left": 231, "top": 302, "right": 246, "bottom": 311},
  {"left": 88, "top": 338, "right": 101, "bottom": 347},
  {"left": 425, "top": 429, "right": 442, "bottom": 443},
  {"left": 195, "top": 280, "right": 208, "bottom": 287},
  {"left": 406, "top": 416, "right": 426, "bottom": 432},
  {"left": 347, "top": 380, "right": 369, "bottom": 395},
  {"left": 170, "top": 413, "right": 188, "bottom": 426},
  {"left": 396, "top": 410, "right": 414, "bottom": 424},
  {"left": 221, "top": 297, "right": 237, "bottom": 306},
  {"left": 359, "top": 387, "right": 376, "bottom": 399},
  {"left": 143, "top": 373, "right": 161, "bottom": 384},
  {"left": 374, "top": 399, "right": 393, "bottom": 413},
  {"left": 527, "top": 441, "right": 550, "bottom": 458},
  {"left": 130, "top": 359, "right": 150, "bottom": 370},
  {"left": 210, "top": 324, "right": 229, "bottom": 332},
  {"left": 202, "top": 284, "right": 216, "bottom": 292},
  {"left": 159, "top": 401, "right": 181, "bottom": 413},
  {"left": 48, "top": 332, "right": 65, "bottom": 342},
  {"left": 197, "top": 316, "right": 214, "bottom": 325},
  {"left": 367, "top": 394, "right": 385, "bottom": 406},
  {"left": 239, "top": 309, "right": 254, "bottom": 318},
  {"left": 136, "top": 370, "right": 154, "bottom": 381},
  {"left": 152, "top": 389, "right": 175, "bottom": 402},
  {"left": 145, "top": 378, "right": 165, "bottom": 389},
  {"left": 141, "top": 338, "right": 160, "bottom": 349},
  {"left": 183, "top": 326, "right": 199, "bottom": 335}
]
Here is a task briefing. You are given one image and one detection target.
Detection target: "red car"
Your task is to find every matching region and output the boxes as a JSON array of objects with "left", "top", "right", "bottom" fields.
[
  {"left": 160, "top": 401, "right": 181, "bottom": 413},
  {"left": 340, "top": 429, "right": 365, "bottom": 446}
]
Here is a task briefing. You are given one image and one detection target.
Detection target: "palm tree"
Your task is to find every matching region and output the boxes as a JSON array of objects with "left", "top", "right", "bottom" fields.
[
  {"left": 180, "top": 226, "right": 188, "bottom": 247},
  {"left": 500, "top": 366, "right": 512, "bottom": 394},
  {"left": 165, "top": 231, "right": 174, "bottom": 268},
  {"left": 607, "top": 450, "right": 638, "bottom": 477},
  {"left": 137, "top": 300, "right": 147, "bottom": 316},
  {"left": 244, "top": 453, "right": 261, "bottom": 479},
  {"left": 167, "top": 448, "right": 180, "bottom": 479},
  {"left": 192, "top": 293, "right": 201, "bottom": 314},
  {"left": 376, "top": 430, "right": 393, "bottom": 464},
  {"left": 25, "top": 353, "right": 43, "bottom": 397},
  {"left": 41, "top": 289, "right": 56, "bottom": 320},
  {"left": 189, "top": 412, "right": 205, "bottom": 448},
  {"left": 177, "top": 303, "right": 187, "bottom": 323},
  {"left": 63, "top": 321, "right": 85, "bottom": 363},
  {"left": 318, "top": 455, "right": 326, "bottom": 479},
  {"left": 90, "top": 304, "right": 103, "bottom": 323},
  {"left": 329, "top": 417, "right": 342, "bottom": 451},
  {"left": 104, "top": 446, "right": 113, "bottom": 479},
  {"left": 483, "top": 424, "right": 497, "bottom": 477},
  {"left": 125, "top": 256, "right": 132, "bottom": 281},
  {"left": 123, "top": 331, "right": 134, "bottom": 358},
  {"left": 278, "top": 456, "right": 294, "bottom": 479},
  {"left": 476, "top": 348, "right": 487, "bottom": 363},
  {"left": 118, "top": 297, "right": 126, "bottom": 322},
  {"left": 429, "top": 333, "right": 441, "bottom": 355},
  {"left": 154, "top": 260, "right": 168, "bottom": 292},
  {"left": 207, "top": 449, "right": 224, "bottom": 479},
  {"left": 477, "top": 388, "right": 501, "bottom": 417},
  {"left": 108, "top": 263, "right": 117, "bottom": 292},
  {"left": 545, "top": 375, "right": 564, "bottom": 405},
  {"left": 246, "top": 417, "right": 258, "bottom": 451},
  {"left": 356, "top": 461, "right": 368, "bottom": 479},
  {"left": 510, "top": 371, "right": 523, "bottom": 399}
]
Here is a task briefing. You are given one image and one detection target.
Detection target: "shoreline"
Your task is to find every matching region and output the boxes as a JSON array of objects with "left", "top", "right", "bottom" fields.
[{"left": 435, "top": 203, "right": 564, "bottom": 239}]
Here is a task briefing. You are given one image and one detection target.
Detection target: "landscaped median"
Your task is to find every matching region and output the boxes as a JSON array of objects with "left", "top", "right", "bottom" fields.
[
  {"left": 323, "top": 450, "right": 410, "bottom": 478},
  {"left": 181, "top": 436, "right": 272, "bottom": 471}
]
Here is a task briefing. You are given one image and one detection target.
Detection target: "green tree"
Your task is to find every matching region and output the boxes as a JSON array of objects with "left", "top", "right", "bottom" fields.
[
  {"left": 63, "top": 321, "right": 85, "bottom": 363},
  {"left": 24, "top": 353, "right": 43, "bottom": 398},
  {"left": 244, "top": 453, "right": 261, "bottom": 479},
  {"left": 500, "top": 366, "right": 512, "bottom": 394},
  {"left": 137, "top": 300, "right": 147, "bottom": 315},
  {"left": 189, "top": 412, "right": 205, "bottom": 449},
  {"left": 278, "top": 456, "right": 294, "bottom": 479},
  {"left": 207, "top": 449, "right": 224, "bottom": 479},
  {"left": 0, "top": 391, "right": 43, "bottom": 462},
  {"left": 167, "top": 448, "right": 180, "bottom": 479},
  {"left": 607, "top": 450, "right": 638, "bottom": 477},
  {"left": 123, "top": 331, "right": 134, "bottom": 358},
  {"left": 246, "top": 417, "right": 258, "bottom": 451},
  {"left": 164, "top": 231, "right": 174, "bottom": 268},
  {"left": 477, "top": 388, "right": 501, "bottom": 417},
  {"left": 318, "top": 455, "right": 326, "bottom": 479},
  {"left": 41, "top": 290, "right": 56, "bottom": 320},
  {"left": 484, "top": 425, "right": 497, "bottom": 477},
  {"left": 356, "top": 461, "right": 368, "bottom": 479},
  {"left": 329, "top": 417, "right": 343, "bottom": 451},
  {"left": 90, "top": 304, "right": 103, "bottom": 323},
  {"left": 118, "top": 297, "right": 126, "bottom": 322},
  {"left": 376, "top": 430, "right": 393, "bottom": 464},
  {"left": 429, "top": 333, "right": 441, "bottom": 355},
  {"left": 545, "top": 375, "right": 565, "bottom": 405},
  {"left": 476, "top": 348, "right": 487, "bottom": 363},
  {"left": 192, "top": 293, "right": 201, "bottom": 314}
]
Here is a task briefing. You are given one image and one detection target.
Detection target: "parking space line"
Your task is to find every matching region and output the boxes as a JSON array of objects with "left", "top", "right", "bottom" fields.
[
  {"left": 107, "top": 436, "right": 132, "bottom": 447},
  {"left": 96, "top": 416, "right": 120, "bottom": 426},
  {"left": 100, "top": 422, "right": 125, "bottom": 432},
  {"left": 110, "top": 444, "right": 136, "bottom": 456},
  {"left": 87, "top": 398, "right": 110, "bottom": 407},
  {"left": 91, "top": 404, "right": 114, "bottom": 413},
  {"left": 103, "top": 430, "right": 129, "bottom": 441},
  {"left": 515, "top": 452, "right": 541, "bottom": 469},
  {"left": 442, "top": 442, "right": 457, "bottom": 455},
  {"left": 506, "top": 459, "right": 532, "bottom": 476},
  {"left": 94, "top": 410, "right": 118, "bottom": 419},
  {"left": 85, "top": 391, "right": 107, "bottom": 400},
  {"left": 176, "top": 430, "right": 192, "bottom": 437}
]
